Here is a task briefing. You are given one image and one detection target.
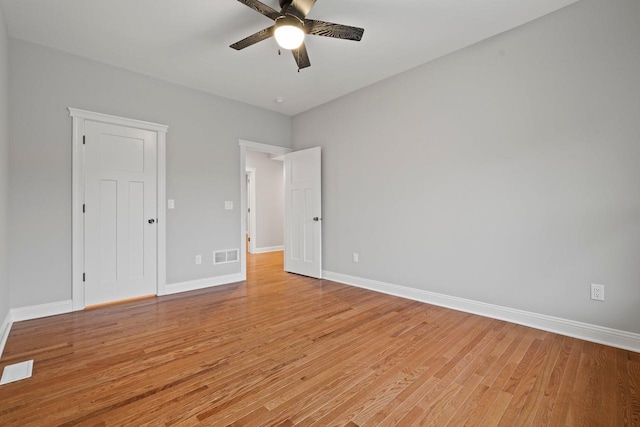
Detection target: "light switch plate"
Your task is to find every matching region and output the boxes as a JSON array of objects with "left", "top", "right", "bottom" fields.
[
  {"left": 225, "top": 201, "right": 233, "bottom": 210},
  {"left": 168, "top": 199, "right": 175, "bottom": 209}
]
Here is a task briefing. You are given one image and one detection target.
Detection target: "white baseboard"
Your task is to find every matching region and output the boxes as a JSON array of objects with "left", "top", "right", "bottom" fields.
[
  {"left": 11, "top": 300, "right": 73, "bottom": 323},
  {"left": 165, "top": 273, "right": 244, "bottom": 295},
  {"left": 0, "top": 310, "right": 12, "bottom": 359},
  {"left": 323, "top": 271, "right": 640, "bottom": 353},
  {"left": 1, "top": 300, "right": 74, "bottom": 358},
  {"left": 251, "top": 246, "right": 284, "bottom": 254}
]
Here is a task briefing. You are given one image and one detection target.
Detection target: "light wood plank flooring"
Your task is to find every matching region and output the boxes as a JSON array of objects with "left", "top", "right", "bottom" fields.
[{"left": 1, "top": 251, "right": 639, "bottom": 426}]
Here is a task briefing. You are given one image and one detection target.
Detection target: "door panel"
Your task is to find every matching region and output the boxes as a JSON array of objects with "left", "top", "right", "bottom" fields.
[
  {"left": 284, "top": 147, "right": 322, "bottom": 278},
  {"left": 84, "top": 121, "right": 157, "bottom": 306},
  {"left": 128, "top": 181, "right": 145, "bottom": 279},
  {"left": 99, "top": 179, "right": 118, "bottom": 284}
]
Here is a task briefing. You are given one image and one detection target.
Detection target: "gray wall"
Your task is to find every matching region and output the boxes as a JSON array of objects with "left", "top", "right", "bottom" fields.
[
  {"left": 246, "top": 150, "right": 284, "bottom": 249},
  {"left": 8, "top": 39, "right": 291, "bottom": 308},
  {"left": 293, "top": 0, "right": 640, "bottom": 333},
  {"left": 0, "top": 5, "right": 9, "bottom": 321}
]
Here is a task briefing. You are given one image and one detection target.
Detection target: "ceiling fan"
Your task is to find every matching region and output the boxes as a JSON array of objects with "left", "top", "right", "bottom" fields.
[{"left": 230, "top": 0, "right": 365, "bottom": 70}]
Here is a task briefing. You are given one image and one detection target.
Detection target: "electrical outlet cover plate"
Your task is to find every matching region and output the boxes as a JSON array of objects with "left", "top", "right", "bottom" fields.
[{"left": 591, "top": 284, "right": 605, "bottom": 301}]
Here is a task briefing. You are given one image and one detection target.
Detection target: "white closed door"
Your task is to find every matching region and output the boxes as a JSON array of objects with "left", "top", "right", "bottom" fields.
[
  {"left": 84, "top": 121, "right": 158, "bottom": 306},
  {"left": 284, "top": 147, "right": 322, "bottom": 278}
]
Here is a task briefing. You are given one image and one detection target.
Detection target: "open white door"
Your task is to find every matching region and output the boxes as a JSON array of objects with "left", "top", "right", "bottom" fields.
[{"left": 284, "top": 147, "right": 322, "bottom": 278}]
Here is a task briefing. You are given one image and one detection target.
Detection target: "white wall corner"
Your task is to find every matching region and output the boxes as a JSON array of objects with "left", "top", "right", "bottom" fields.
[
  {"left": 10, "top": 300, "right": 73, "bottom": 323},
  {"left": 0, "top": 311, "right": 12, "bottom": 359},
  {"left": 164, "top": 273, "right": 244, "bottom": 296},
  {"left": 322, "top": 271, "right": 640, "bottom": 354}
]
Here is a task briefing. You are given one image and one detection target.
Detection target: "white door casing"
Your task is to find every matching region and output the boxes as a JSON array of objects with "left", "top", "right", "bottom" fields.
[
  {"left": 84, "top": 121, "right": 157, "bottom": 306},
  {"left": 284, "top": 147, "right": 322, "bottom": 278},
  {"left": 71, "top": 108, "right": 168, "bottom": 310}
]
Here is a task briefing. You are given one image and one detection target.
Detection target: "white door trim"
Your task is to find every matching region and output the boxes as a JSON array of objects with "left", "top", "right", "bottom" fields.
[
  {"left": 70, "top": 108, "right": 168, "bottom": 310},
  {"left": 246, "top": 168, "right": 257, "bottom": 254},
  {"left": 239, "top": 140, "right": 292, "bottom": 280}
]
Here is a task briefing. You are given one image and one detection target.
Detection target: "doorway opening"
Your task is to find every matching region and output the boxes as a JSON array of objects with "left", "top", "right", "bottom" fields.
[
  {"left": 239, "top": 140, "right": 291, "bottom": 280},
  {"left": 239, "top": 140, "right": 323, "bottom": 280},
  {"left": 245, "top": 152, "right": 285, "bottom": 255}
]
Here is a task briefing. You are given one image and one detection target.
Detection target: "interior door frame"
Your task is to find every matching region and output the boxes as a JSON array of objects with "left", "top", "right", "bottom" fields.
[
  {"left": 239, "top": 140, "right": 291, "bottom": 280},
  {"left": 245, "top": 168, "right": 257, "bottom": 254},
  {"left": 70, "top": 108, "right": 168, "bottom": 310}
]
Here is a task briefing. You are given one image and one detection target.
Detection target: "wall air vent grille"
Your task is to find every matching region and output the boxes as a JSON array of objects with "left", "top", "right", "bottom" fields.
[
  {"left": 226, "top": 249, "right": 239, "bottom": 262},
  {"left": 214, "top": 249, "right": 239, "bottom": 265}
]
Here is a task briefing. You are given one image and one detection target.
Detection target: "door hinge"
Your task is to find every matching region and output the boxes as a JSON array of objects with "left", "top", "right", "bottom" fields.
[
  {"left": 248, "top": 208, "right": 251, "bottom": 213},
  {"left": 83, "top": 204, "right": 85, "bottom": 213},
  {"left": 248, "top": 237, "right": 251, "bottom": 242},
  {"left": 83, "top": 273, "right": 86, "bottom": 282},
  {"left": 83, "top": 135, "right": 86, "bottom": 145}
]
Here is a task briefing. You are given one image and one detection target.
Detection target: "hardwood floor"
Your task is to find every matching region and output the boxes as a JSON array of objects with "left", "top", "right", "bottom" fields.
[{"left": 1, "top": 251, "right": 639, "bottom": 426}]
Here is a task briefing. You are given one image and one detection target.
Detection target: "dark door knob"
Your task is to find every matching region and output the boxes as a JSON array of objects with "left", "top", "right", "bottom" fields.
[
  {"left": 313, "top": 217, "right": 321, "bottom": 222},
  {"left": 148, "top": 219, "right": 155, "bottom": 224}
]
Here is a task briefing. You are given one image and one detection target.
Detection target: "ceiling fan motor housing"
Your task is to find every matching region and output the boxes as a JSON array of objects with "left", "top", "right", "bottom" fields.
[{"left": 276, "top": 15, "right": 305, "bottom": 31}]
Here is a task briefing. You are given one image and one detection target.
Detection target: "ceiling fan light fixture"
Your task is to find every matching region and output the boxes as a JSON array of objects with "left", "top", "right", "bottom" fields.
[
  {"left": 274, "top": 16, "right": 305, "bottom": 50},
  {"left": 231, "top": 0, "right": 365, "bottom": 70}
]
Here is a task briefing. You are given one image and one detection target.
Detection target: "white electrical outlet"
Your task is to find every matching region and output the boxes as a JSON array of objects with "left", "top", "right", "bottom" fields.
[
  {"left": 353, "top": 253, "right": 359, "bottom": 263},
  {"left": 168, "top": 199, "right": 175, "bottom": 209},
  {"left": 225, "top": 201, "right": 233, "bottom": 210},
  {"left": 591, "top": 284, "right": 605, "bottom": 301},
  {"left": 195, "top": 255, "right": 202, "bottom": 265}
]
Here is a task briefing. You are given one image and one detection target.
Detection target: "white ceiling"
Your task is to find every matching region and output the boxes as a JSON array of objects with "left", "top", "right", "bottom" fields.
[{"left": 0, "top": 0, "right": 580, "bottom": 116}]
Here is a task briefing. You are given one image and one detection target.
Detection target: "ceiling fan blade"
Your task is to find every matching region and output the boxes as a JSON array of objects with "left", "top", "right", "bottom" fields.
[
  {"left": 284, "top": 0, "right": 317, "bottom": 20},
  {"left": 230, "top": 26, "right": 275, "bottom": 50},
  {"left": 292, "top": 42, "right": 311, "bottom": 70},
  {"left": 306, "top": 19, "right": 364, "bottom": 41},
  {"left": 236, "top": 0, "right": 280, "bottom": 20}
]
